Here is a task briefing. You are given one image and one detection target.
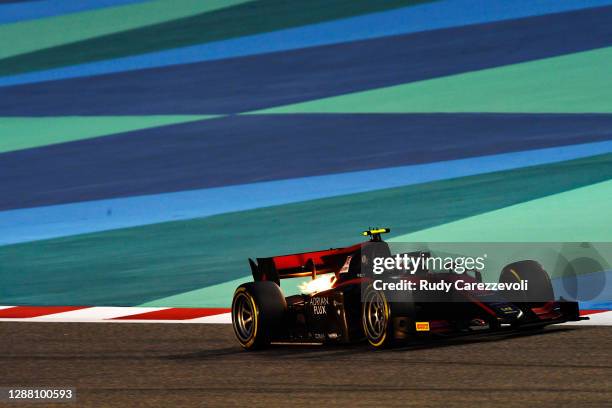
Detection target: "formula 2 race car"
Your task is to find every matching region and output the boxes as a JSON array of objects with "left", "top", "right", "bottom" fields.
[{"left": 231, "top": 228, "right": 585, "bottom": 349}]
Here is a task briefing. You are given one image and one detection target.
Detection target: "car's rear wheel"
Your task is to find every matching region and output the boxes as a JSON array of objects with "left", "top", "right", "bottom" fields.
[
  {"left": 361, "top": 285, "right": 392, "bottom": 348},
  {"left": 231, "top": 282, "right": 287, "bottom": 350}
]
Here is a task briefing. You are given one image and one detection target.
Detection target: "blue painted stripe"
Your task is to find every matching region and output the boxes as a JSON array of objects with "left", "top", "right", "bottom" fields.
[
  {"left": 5, "top": 10, "right": 611, "bottom": 115},
  {"left": 580, "top": 302, "right": 612, "bottom": 310},
  {"left": 553, "top": 270, "right": 612, "bottom": 310},
  {"left": 4, "top": 113, "right": 612, "bottom": 208},
  {"left": 0, "top": 0, "right": 148, "bottom": 24},
  {"left": 1, "top": 140, "right": 611, "bottom": 246},
  {"left": 2, "top": 0, "right": 612, "bottom": 87}
]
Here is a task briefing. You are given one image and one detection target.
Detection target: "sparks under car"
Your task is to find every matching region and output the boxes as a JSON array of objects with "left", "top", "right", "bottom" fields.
[{"left": 231, "top": 229, "right": 585, "bottom": 349}]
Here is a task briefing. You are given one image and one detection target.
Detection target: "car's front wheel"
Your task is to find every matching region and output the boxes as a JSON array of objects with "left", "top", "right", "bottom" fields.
[{"left": 499, "top": 260, "right": 554, "bottom": 307}]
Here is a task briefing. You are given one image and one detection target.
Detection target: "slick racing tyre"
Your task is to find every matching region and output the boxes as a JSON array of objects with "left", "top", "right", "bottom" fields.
[
  {"left": 499, "top": 260, "right": 554, "bottom": 307},
  {"left": 231, "top": 282, "right": 287, "bottom": 350},
  {"left": 361, "top": 284, "right": 392, "bottom": 348}
]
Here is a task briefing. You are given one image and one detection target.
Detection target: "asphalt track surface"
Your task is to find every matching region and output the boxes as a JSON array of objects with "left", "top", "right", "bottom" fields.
[
  {"left": 1, "top": 322, "right": 610, "bottom": 407},
  {"left": 1, "top": 6, "right": 611, "bottom": 115}
]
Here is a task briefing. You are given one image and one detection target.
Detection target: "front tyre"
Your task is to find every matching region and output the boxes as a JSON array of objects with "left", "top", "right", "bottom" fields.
[
  {"left": 499, "top": 260, "right": 553, "bottom": 307},
  {"left": 361, "top": 285, "right": 392, "bottom": 348},
  {"left": 231, "top": 282, "right": 287, "bottom": 350}
]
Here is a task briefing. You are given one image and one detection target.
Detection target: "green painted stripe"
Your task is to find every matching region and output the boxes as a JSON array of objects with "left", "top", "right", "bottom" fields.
[
  {"left": 388, "top": 180, "right": 612, "bottom": 283},
  {"left": 256, "top": 46, "right": 612, "bottom": 114},
  {"left": 0, "top": 0, "right": 250, "bottom": 61},
  {"left": 144, "top": 177, "right": 612, "bottom": 307},
  {"left": 2, "top": 153, "right": 610, "bottom": 306},
  {"left": 0, "top": 0, "right": 432, "bottom": 76},
  {"left": 392, "top": 179, "right": 612, "bottom": 243},
  {"left": 140, "top": 275, "right": 315, "bottom": 308},
  {"left": 0, "top": 115, "right": 215, "bottom": 153}
]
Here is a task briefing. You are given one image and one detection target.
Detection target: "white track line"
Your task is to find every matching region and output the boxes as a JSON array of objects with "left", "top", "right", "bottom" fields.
[
  {"left": 562, "top": 311, "right": 612, "bottom": 326},
  {"left": 26, "top": 306, "right": 170, "bottom": 322},
  {"left": 0, "top": 318, "right": 220, "bottom": 324},
  {"left": 0, "top": 306, "right": 230, "bottom": 323},
  {"left": 189, "top": 312, "right": 232, "bottom": 324}
]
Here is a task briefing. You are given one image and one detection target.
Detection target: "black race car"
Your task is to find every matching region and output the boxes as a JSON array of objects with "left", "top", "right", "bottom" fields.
[{"left": 231, "top": 228, "right": 585, "bottom": 349}]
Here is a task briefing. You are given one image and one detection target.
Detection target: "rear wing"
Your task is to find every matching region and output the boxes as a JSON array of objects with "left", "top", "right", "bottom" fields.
[{"left": 249, "top": 243, "right": 362, "bottom": 284}]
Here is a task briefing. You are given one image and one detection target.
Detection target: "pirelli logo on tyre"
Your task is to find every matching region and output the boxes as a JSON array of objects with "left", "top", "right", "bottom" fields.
[{"left": 415, "top": 322, "right": 430, "bottom": 332}]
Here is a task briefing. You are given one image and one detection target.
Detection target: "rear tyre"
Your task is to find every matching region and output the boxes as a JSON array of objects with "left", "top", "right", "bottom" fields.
[
  {"left": 361, "top": 284, "right": 392, "bottom": 348},
  {"left": 499, "top": 260, "right": 554, "bottom": 307},
  {"left": 231, "top": 282, "right": 287, "bottom": 350}
]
